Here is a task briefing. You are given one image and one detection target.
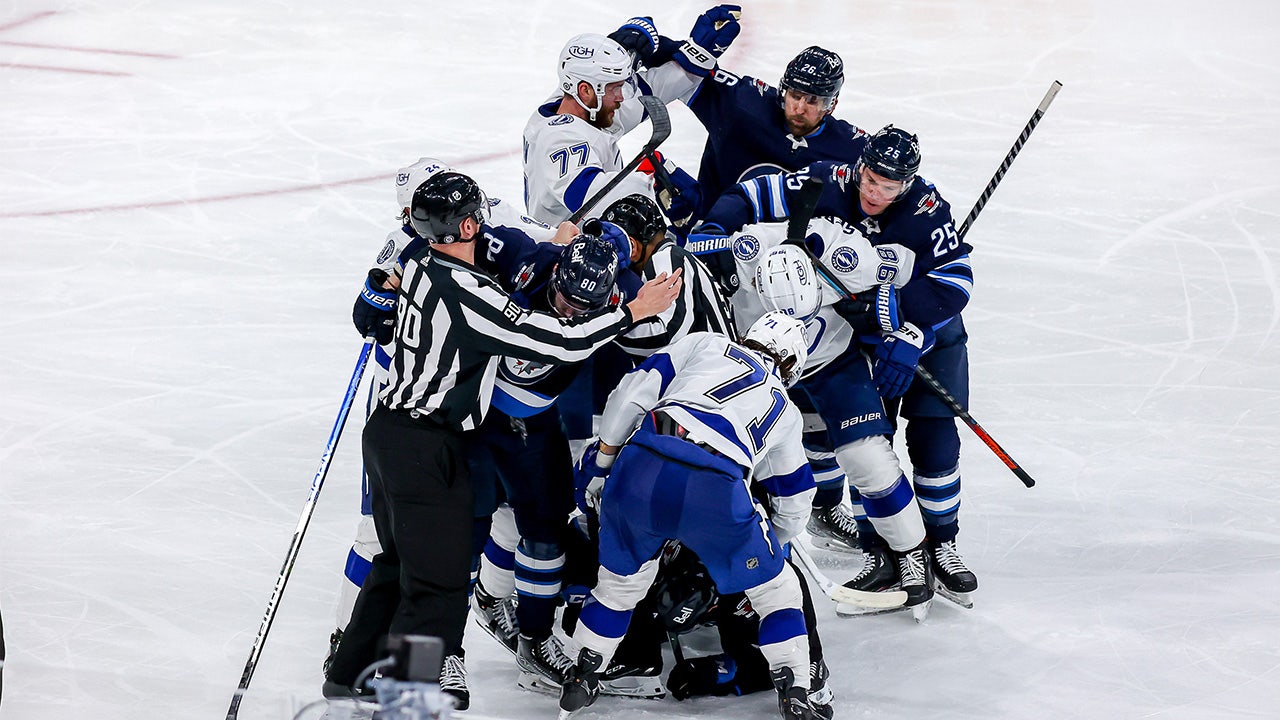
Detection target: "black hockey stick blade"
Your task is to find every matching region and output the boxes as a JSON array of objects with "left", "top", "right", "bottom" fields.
[
  {"left": 567, "top": 94, "right": 672, "bottom": 225},
  {"left": 785, "top": 176, "right": 825, "bottom": 245}
]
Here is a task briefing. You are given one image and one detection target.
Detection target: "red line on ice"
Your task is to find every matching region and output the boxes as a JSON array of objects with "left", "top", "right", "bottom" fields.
[
  {"left": 0, "top": 149, "right": 520, "bottom": 219},
  {"left": 0, "top": 39, "right": 181, "bottom": 59},
  {"left": 0, "top": 62, "right": 129, "bottom": 76},
  {"left": 0, "top": 10, "right": 59, "bottom": 33}
]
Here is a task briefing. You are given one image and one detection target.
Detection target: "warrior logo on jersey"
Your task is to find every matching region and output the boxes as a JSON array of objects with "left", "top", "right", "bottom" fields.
[
  {"left": 733, "top": 234, "right": 761, "bottom": 262},
  {"left": 830, "top": 245, "right": 859, "bottom": 273},
  {"left": 376, "top": 238, "right": 397, "bottom": 265},
  {"left": 511, "top": 262, "right": 537, "bottom": 292},
  {"left": 915, "top": 191, "right": 939, "bottom": 216},
  {"left": 830, "top": 164, "right": 852, "bottom": 192}
]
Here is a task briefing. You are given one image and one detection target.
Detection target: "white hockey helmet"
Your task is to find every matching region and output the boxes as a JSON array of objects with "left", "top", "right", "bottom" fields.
[
  {"left": 396, "top": 157, "right": 451, "bottom": 214},
  {"left": 742, "top": 311, "right": 810, "bottom": 387},
  {"left": 558, "top": 33, "right": 634, "bottom": 121},
  {"left": 755, "top": 244, "right": 822, "bottom": 322}
]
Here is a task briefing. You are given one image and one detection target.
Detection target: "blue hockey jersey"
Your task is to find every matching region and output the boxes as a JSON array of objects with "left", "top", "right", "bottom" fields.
[
  {"left": 686, "top": 69, "right": 867, "bottom": 218},
  {"left": 705, "top": 161, "right": 973, "bottom": 328}
]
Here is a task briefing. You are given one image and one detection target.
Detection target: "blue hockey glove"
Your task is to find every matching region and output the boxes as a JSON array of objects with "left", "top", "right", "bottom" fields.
[
  {"left": 573, "top": 442, "right": 614, "bottom": 515},
  {"left": 686, "top": 222, "right": 738, "bottom": 297},
  {"left": 668, "top": 654, "right": 740, "bottom": 700},
  {"left": 582, "top": 218, "right": 632, "bottom": 270},
  {"left": 608, "top": 16, "right": 660, "bottom": 68},
  {"left": 676, "top": 4, "right": 742, "bottom": 75},
  {"left": 834, "top": 284, "right": 902, "bottom": 335},
  {"left": 872, "top": 322, "right": 934, "bottom": 398},
  {"left": 352, "top": 269, "right": 396, "bottom": 344}
]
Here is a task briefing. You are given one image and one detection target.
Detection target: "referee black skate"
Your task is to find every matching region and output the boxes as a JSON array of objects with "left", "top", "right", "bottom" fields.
[{"left": 323, "top": 171, "right": 682, "bottom": 709}]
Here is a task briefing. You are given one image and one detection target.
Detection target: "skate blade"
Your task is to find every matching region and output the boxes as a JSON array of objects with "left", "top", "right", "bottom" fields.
[
  {"left": 517, "top": 670, "right": 559, "bottom": 696},
  {"left": 933, "top": 584, "right": 974, "bottom": 609},
  {"left": 596, "top": 674, "right": 666, "bottom": 699},
  {"left": 557, "top": 710, "right": 578, "bottom": 720},
  {"left": 807, "top": 536, "right": 862, "bottom": 555},
  {"left": 911, "top": 599, "right": 932, "bottom": 623}
]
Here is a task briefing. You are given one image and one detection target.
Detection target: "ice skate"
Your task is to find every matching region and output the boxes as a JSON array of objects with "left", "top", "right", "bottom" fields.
[
  {"left": 808, "top": 658, "right": 834, "bottom": 720},
  {"left": 806, "top": 505, "right": 861, "bottom": 554},
  {"left": 929, "top": 539, "right": 977, "bottom": 609},
  {"left": 438, "top": 654, "right": 469, "bottom": 711},
  {"left": 471, "top": 582, "right": 520, "bottom": 655},
  {"left": 771, "top": 666, "right": 816, "bottom": 720},
  {"left": 517, "top": 633, "right": 574, "bottom": 686},
  {"left": 557, "top": 648, "right": 604, "bottom": 719}
]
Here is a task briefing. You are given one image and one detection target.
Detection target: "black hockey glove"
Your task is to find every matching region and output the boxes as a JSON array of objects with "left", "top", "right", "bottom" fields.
[
  {"left": 352, "top": 269, "right": 396, "bottom": 345},
  {"left": 676, "top": 5, "right": 742, "bottom": 76},
  {"left": 668, "top": 654, "right": 740, "bottom": 700},
  {"left": 833, "top": 284, "right": 902, "bottom": 334},
  {"left": 608, "top": 16, "right": 660, "bottom": 69},
  {"left": 685, "top": 222, "right": 739, "bottom": 297}
]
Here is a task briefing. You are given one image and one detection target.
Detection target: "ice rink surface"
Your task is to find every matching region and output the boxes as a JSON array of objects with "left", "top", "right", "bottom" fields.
[{"left": 2, "top": 1, "right": 1279, "bottom": 718}]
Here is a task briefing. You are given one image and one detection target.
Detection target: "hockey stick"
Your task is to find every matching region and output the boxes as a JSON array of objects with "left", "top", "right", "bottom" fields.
[
  {"left": 783, "top": 178, "right": 1036, "bottom": 488},
  {"left": 226, "top": 337, "right": 376, "bottom": 720},
  {"left": 791, "top": 543, "right": 908, "bottom": 609},
  {"left": 566, "top": 94, "right": 672, "bottom": 225},
  {"left": 957, "top": 81, "right": 1062, "bottom": 240}
]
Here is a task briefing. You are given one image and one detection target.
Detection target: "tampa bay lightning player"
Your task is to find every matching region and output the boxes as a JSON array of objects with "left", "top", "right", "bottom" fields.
[{"left": 704, "top": 126, "right": 980, "bottom": 607}]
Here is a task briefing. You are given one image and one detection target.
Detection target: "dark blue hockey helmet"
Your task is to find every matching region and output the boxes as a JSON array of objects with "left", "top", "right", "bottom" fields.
[
  {"left": 780, "top": 46, "right": 844, "bottom": 107},
  {"left": 601, "top": 193, "right": 667, "bottom": 250},
  {"left": 410, "top": 171, "right": 488, "bottom": 244},
  {"left": 855, "top": 125, "right": 921, "bottom": 199},
  {"left": 654, "top": 544, "right": 719, "bottom": 634},
  {"left": 550, "top": 232, "right": 621, "bottom": 316}
]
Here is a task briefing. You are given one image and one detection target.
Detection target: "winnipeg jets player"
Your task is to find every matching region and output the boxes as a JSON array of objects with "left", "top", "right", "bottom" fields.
[
  {"left": 523, "top": 6, "right": 742, "bottom": 224},
  {"left": 561, "top": 313, "right": 819, "bottom": 720},
  {"left": 708, "top": 127, "right": 980, "bottom": 608}
]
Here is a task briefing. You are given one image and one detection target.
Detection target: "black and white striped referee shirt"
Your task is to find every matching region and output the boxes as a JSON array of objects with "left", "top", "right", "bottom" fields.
[
  {"left": 615, "top": 242, "right": 733, "bottom": 357},
  {"left": 380, "top": 249, "right": 635, "bottom": 431}
]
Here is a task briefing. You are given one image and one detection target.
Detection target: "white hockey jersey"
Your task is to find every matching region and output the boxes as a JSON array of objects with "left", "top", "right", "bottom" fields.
[
  {"left": 522, "top": 63, "right": 702, "bottom": 224},
  {"left": 597, "top": 332, "right": 815, "bottom": 533},
  {"left": 725, "top": 216, "right": 917, "bottom": 379}
]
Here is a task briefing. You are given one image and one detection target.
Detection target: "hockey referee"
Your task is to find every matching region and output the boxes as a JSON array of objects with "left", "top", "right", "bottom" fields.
[{"left": 324, "top": 171, "right": 682, "bottom": 707}]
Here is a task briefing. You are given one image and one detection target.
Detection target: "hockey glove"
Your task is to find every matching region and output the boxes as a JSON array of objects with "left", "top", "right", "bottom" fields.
[
  {"left": 871, "top": 322, "right": 934, "bottom": 399},
  {"left": 573, "top": 441, "right": 614, "bottom": 515},
  {"left": 638, "top": 152, "right": 701, "bottom": 229},
  {"left": 833, "top": 284, "right": 902, "bottom": 335},
  {"left": 685, "top": 222, "right": 739, "bottom": 297},
  {"left": 582, "top": 218, "right": 632, "bottom": 270},
  {"left": 352, "top": 269, "right": 397, "bottom": 345},
  {"left": 668, "top": 654, "right": 740, "bottom": 700},
  {"left": 608, "top": 16, "right": 660, "bottom": 69},
  {"left": 676, "top": 4, "right": 742, "bottom": 76}
]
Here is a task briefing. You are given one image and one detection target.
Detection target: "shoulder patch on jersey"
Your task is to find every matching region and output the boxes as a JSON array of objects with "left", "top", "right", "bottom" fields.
[
  {"left": 521, "top": 215, "right": 552, "bottom": 229},
  {"left": 376, "top": 237, "right": 397, "bottom": 265},
  {"left": 915, "top": 191, "right": 940, "bottom": 216},
  {"left": 500, "top": 355, "right": 556, "bottom": 382},
  {"left": 753, "top": 78, "right": 768, "bottom": 96},
  {"left": 549, "top": 114, "right": 574, "bottom": 126},
  {"left": 511, "top": 262, "right": 537, "bottom": 292},
  {"left": 831, "top": 164, "right": 853, "bottom": 192},
  {"left": 733, "top": 234, "right": 761, "bottom": 262},
  {"left": 829, "top": 245, "right": 860, "bottom": 274}
]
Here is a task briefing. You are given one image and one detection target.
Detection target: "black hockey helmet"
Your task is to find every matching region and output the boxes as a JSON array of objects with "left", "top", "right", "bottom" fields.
[
  {"left": 855, "top": 125, "right": 921, "bottom": 200},
  {"left": 549, "top": 232, "right": 621, "bottom": 316},
  {"left": 654, "top": 544, "right": 719, "bottom": 635},
  {"left": 601, "top": 193, "right": 667, "bottom": 249},
  {"left": 409, "top": 171, "right": 488, "bottom": 244},
  {"left": 780, "top": 46, "right": 844, "bottom": 105}
]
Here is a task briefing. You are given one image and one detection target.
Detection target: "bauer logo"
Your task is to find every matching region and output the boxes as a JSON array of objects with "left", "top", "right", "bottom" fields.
[
  {"left": 733, "top": 234, "right": 760, "bottom": 262},
  {"left": 568, "top": 44, "right": 595, "bottom": 59},
  {"left": 376, "top": 238, "right": 396, "bottom": 265},
  {"left": 840, "top": 411, "right": 883, "bottom": 429},
  {"left": 830, "top": 245, "right": 859, "bottom": 273}
]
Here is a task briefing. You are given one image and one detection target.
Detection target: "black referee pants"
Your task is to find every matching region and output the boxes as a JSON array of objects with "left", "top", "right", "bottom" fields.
[{"left": 326, "top": 405, "right": 473, "bottom": 686}]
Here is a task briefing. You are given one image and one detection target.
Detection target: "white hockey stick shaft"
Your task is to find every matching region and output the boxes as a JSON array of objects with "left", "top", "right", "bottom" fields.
[{"left": 791, "top": 543, "right": 907, "bottom": 609}]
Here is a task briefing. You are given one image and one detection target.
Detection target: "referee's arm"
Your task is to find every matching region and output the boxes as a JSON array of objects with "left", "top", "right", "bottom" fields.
[{"left": 453, "top": 267, "right": 683, "bottom": 364}]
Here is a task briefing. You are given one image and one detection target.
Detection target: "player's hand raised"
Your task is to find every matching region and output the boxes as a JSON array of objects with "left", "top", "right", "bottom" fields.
[{"left": 627, "top": 268, "right": 683, "bottom": 320}]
